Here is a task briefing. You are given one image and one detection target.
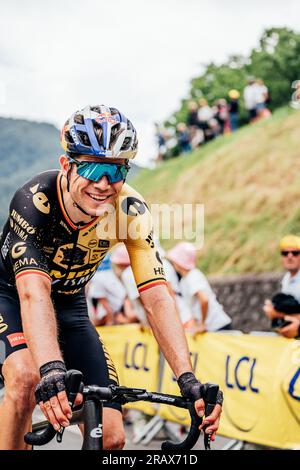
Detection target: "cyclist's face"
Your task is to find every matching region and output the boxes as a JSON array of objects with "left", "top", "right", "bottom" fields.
[{"left": 61, "top": 155, "right": 126, "bottom": 217}]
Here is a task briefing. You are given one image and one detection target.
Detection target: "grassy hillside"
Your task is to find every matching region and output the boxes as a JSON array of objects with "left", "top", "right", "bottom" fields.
[{"left": 131, "top": 107, "right": 300, "bottom": 275}]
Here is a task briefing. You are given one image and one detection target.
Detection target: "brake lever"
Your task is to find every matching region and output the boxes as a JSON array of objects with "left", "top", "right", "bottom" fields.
[
  {"left": 202, "top": 384, "right": 219, "bottom": 450},
  {"left": 56, "top": 370, "right": 83, "bottom": 443}
]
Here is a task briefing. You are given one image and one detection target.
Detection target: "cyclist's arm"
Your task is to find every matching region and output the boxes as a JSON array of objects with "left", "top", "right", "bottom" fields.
[
  {"left": 119, "top": 190, "right": 193, "bottom": 377},
  {"left": 7, "top": 184, "right": 63, "bottom": 368},
  {"left": 16, "top": 274, "right": 63, "bottom": 368},
  {"left": 140, "top": 284, "right": 193, "bottom": 377}
]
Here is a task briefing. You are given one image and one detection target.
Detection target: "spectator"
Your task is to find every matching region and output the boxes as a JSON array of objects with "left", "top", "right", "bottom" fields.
[
  {"left": 154, "top": 122, "right": 167, "bottom": 162},
  {"left": 176, "top": 122, "right": 191, "bottom": 154},
  {"left": 87, "top": 254, "right": 127, "bottom": 326},
  {"left": 187, "top": 101, "right": 204, "bottom": 149},
  {"left": 255, "top": 79, "right": 269, "bottom": 116},
  {"left": 197, "top": 98, "right": 217, "bottom": 141},
  {"left": 187, "top": 101, "right": 199, "bottom": 127},
  {"left": 214, "top": 99, "right": 230, "bottom": 135},
  {"left": 263, "top": 235, "right": 300, "bottom": 339},
  {"left": 166, "top": 242, "right": 232, "bottom": 333},
  {"left": 120, "top": 265, "right": 147, "bottom": 326},
  {"left": 110, "top": 244, "right": 139, "bottom": 324},
  {"left": 197, "top": 98, "right": 214, "bottom": 123},
  {"left": 163, "top": 256, "right": 193, "bottom": 328},
  {"left": 228, "top": 89, "right": 240, "bottom": 132},
  {"left": 243, "top": 78, "right": 258, "bottom": 122}
]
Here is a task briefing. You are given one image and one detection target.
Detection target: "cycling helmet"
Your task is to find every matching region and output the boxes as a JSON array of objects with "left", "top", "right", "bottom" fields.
[{"left": 61, "top": 105, "right": 138, "bottom": 159}]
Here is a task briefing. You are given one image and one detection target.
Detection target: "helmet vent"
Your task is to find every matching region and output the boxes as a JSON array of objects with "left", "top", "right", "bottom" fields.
[
  {"left": 78, "top": 131, "right": 91, "bottom": 147},
  {"left": 74, "top": 114, "right": 84, "bottom": 124}
]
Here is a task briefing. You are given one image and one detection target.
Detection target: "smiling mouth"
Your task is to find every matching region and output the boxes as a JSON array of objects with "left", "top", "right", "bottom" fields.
[{"left": 86, "top": 192, "right": 113, "bottom": 202}]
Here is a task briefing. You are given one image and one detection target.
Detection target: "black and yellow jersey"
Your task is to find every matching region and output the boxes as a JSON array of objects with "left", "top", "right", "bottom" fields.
[{"left": 0, "top": 170, "right": 166, "bottom": 295}]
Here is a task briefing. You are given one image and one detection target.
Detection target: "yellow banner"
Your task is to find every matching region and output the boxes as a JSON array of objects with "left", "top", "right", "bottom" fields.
[
  {"left": 159, "top": 333, "right": 300, "bottom": 449},
  {"left": 97, "top": 324, "right": 159, "bottom": 415}
]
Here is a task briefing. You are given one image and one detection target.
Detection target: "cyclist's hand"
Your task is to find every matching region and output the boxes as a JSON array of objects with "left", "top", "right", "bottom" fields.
[
  {"left": 35, "top": 361, "right": 73, "bottom": 431},
  {"left": 197, "top": 401, "right": 222, "bottom": 440},
  {"left": 177, "top": 372, "right": 223, "bottom": 439}
]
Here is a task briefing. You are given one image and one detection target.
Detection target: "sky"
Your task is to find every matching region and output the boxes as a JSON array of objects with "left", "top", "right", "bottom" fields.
[{"left": 0, "top": 0, "right": 300, "bottom": 166}]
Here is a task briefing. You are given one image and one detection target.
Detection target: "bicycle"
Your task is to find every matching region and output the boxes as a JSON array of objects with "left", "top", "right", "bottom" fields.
[{"left": 25, "top": 370, "right": 219, "bottom": 451}]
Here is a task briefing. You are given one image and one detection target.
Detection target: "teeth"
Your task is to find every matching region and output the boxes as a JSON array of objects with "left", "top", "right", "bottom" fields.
[{"left": 88, "top": 193, "right": 109, "bottom": 201}]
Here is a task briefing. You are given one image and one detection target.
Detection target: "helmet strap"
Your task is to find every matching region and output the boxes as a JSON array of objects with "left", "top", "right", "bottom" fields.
[
  {"left": 72, "top": 201, "right": 92, "bottom": 217},
  {"left": 64, "top": 163, "right": 94, "bottom": 219}
]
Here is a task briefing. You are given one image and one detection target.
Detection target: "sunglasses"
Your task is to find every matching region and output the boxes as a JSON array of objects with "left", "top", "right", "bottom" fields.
[
  {"left": 281, "top": 250, "right": 300, "bottom": 257},
  {"left": 68, "top": 157, "right": 130, "bottom": 183}
]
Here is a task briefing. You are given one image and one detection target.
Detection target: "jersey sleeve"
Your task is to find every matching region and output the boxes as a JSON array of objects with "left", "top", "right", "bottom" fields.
[
  {"left": 6, "top": 182, "right": 52, "bottom": 282},
  {"left": 117, "top": 185, "right": 166, "bottom": 294}
]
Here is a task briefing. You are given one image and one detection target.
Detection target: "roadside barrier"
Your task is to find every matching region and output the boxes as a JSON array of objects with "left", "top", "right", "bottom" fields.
[{"left": 98, "top": 324, "right": 300, "bottom": 449}]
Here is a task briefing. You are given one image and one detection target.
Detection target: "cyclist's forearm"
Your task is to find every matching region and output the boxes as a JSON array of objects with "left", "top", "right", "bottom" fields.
[
  {"left": 20, "top": 295, "right": 63, "bottom": 369},
  {"left": 145, "top": 295, "right": 193, "bottom": 378}
]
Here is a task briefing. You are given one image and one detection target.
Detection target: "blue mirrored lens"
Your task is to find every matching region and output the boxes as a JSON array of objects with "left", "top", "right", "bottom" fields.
[{"left": 70, "top": 159, "right": 129, "bottom": 183}]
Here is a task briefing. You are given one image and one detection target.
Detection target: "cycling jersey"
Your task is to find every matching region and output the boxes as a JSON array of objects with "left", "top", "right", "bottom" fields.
[
  {"left": 0, "top": 170, "right": 166, "bottom": 404},
  {"left": 0, "top": 170, "right": 166, "bottom": 295}
]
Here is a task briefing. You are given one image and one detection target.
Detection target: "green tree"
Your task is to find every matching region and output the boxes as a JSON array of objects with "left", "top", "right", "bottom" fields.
[
  {"left": 166, "top": 27, "right": 300, "bottom": 130},
  {"left": 247, "top": 27, "right": 300, "bottom": 110}
]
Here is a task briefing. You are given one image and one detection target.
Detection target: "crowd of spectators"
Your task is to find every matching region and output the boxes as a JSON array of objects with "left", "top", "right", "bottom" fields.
[
  {"left": 155, "top": 78, "right": 270, "bottom": 162},
  {"left": 86, "top": 241, "right": 232, "bottom": 335},
  {"left": 86, "top": 233, "right": 300, "bottom": 340}
]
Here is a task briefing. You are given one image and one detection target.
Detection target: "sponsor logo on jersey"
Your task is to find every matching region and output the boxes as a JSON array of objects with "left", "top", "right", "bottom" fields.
[
  {"left": 98, "top": 240, "right": 110, "bottom": 248},
  {"left": 155, "top": 251, "right": 163, "bottom": 265},
  {"left": 82, "top": 222, "right": 99, "bottom": 235},
  {"left": 63, "top": 272, "right": 95, "bottom": 287},
  {"left": 53, "top": 244, "right": 89, "bottom": 269},
  {"left": 121, "top": 197, "right": 147, "bottom": 217},
  {"left": 59, "top": 220, "right": 73, "bottom": 235},
  {"left": 154, "top": 266, "right": 165, "bottom": 276},
  {"left": 11, "top": 242, "right": 27, "bottom": 259},
  {"left": 0, "top": 315, "right": 8, "bottom": 334},
  {"left": 13, "top": 257, "right": 38, "bottom": 271},
  {"left": 10, "top": 210, "right": 35, "bottom": 234},
  {"left": 50, "top": 262, "right": 99, "bottom": 286},
  {"left": 56, "top": 288, "right": 82, "bottom": 295},
  {"left": 1, "top": 233, "right": 11, "bottom": 259},
  {"left": 146, "top": 230, "right": 155, "bottom": 248},
  {"left": 43, "top": 246, "right": 55, "bottom": 255},
  {"left": 30, "top": 184, "right": 51, "bottom": 214},
  {"left": 10, "top": 220, "right": 29, "bottom": 241},
  {"left": 7, "top": 332, "right": 26, "bottom": 348},
  {"left": 88, "top": 239, "right": 98, "bottom": 249}
]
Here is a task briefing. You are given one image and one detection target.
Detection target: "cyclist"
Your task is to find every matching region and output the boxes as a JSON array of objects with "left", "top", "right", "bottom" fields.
[{"left": 0, "top": 105, "right": 222, "bottom": 449}]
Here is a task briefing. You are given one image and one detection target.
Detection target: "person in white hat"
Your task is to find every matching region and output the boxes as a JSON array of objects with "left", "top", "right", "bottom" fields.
[{"left": 167, "top": 242, "right": 232, "bottom": 333}]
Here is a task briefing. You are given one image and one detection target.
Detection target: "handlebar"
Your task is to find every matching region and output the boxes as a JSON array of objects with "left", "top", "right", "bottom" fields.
[
  {"left": 24, "top": 370, "right": 82, "bottom": 446},
  {"left": 25, "top": 370, "right": 219, "bottom": 450}
]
